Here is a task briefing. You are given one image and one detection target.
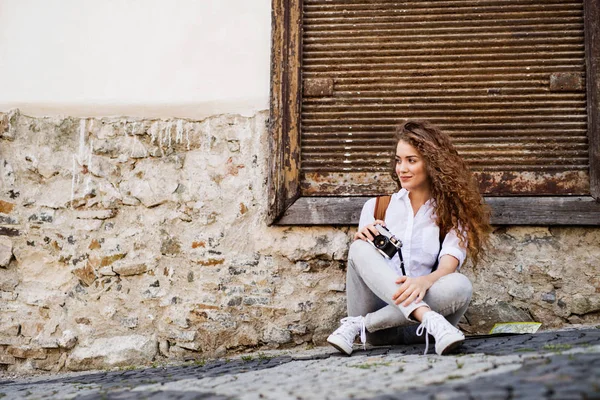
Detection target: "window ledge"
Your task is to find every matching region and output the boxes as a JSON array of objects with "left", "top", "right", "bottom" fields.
[{"left": 274, "top": 196, "right": 600, "bottom": 225}]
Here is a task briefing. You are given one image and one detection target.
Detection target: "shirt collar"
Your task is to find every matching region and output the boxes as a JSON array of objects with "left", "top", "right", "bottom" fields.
[
  {"left": 394, "top": 188, "right": 434, "bottom": 207},
  {"left": 395, "top": 188, "right": 409, "bottom": 200}
]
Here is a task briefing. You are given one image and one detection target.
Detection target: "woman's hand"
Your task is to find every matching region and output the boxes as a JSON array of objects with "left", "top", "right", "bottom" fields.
[
  {"left": 354, "top": 220, "right": 386, "bottom": 241},
  {"left": 392, "top": 276, "right": 433, "bottom": 307}
]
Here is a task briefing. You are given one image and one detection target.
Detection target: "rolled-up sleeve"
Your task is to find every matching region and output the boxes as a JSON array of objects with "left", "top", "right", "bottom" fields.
[
  {"left": 358, "top": 198, "right": 376, "bottom": 230},
  {"left": 438, "top": 228, "right": 468, "bottom": 269}
]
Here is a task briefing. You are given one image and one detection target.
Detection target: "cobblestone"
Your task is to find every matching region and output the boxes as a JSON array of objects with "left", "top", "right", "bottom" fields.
[{"left": 0, "top": 327, "right": 599, "bottom": 399}]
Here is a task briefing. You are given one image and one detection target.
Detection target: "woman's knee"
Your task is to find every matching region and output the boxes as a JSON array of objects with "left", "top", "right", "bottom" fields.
[
  {"left": 348, "top": 239, "right": 374, "bottom": 263},
  {"left": 432, "top": 273, "right": 472, "bottom": 304},
  {"left": 452, "top": 272, "right": 472, "bottom": 292}
]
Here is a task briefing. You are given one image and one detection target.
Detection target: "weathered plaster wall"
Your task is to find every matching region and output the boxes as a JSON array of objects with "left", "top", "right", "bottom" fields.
[
  {"left": 1, "top": 110, "right": 599, "bottom": 373},
  {"left": 0, "top": 0, "right": 271, "bottom": 119}
]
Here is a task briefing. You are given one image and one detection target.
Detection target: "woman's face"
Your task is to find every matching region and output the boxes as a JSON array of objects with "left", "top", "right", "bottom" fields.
[{"left": 395, "top": 140, "right": 431, "bottom": 193}]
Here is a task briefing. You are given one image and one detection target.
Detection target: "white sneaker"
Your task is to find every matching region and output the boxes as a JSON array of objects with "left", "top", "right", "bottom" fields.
[
  {"left": 416, "top": 311, "right": 465, "bottom": 355},
  {"left": 327, "top": 316, "right": 366, "bottom": 355}
]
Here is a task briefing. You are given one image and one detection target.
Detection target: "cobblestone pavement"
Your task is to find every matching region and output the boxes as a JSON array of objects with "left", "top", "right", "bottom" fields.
[{"left": 1, "top": 327, "right": 599, "bottom": 400}]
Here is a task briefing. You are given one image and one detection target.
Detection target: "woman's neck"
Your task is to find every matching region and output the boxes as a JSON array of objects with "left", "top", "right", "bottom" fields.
[{"left": 407, "top": 188, "right": 431, "bottom": 216}]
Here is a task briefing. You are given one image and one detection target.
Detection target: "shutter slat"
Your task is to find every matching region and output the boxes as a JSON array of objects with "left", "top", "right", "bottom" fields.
[
  {"left": 304, "top": 93, "right": 586, "bottom": 102},
  {"left": 305, "top": 45, "right": 584, "bottom": 58},
  {"left": 303, "top": 136, "right": 588, "bottom": 144},
  {"left": 303, "top": 101, "right": 586, "bottom": 109}
]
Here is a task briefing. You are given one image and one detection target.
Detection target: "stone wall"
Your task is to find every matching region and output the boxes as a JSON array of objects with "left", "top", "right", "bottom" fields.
[{"left": 1, "top": 109, "right": 599, "bottom": 373}]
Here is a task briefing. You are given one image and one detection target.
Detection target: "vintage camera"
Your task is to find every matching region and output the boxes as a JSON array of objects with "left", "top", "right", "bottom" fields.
[{"left": 369, "top": 224, "right": 403, "bottom": 259}]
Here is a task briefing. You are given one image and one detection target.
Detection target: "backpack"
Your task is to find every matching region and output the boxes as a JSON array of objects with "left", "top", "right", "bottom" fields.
[{"left": 373, "top": 195, "right": 443, "bottom": 272}]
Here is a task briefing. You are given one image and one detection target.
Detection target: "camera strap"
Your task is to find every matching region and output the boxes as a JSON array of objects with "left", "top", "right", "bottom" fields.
[{"left": 397, "top": 248, "right": 406, "bottom": 276}]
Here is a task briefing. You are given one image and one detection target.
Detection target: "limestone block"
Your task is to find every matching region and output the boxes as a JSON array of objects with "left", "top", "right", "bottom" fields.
[
  {"left": 120, "top": 317, "right": 138, "bottom": 329},
  {"left": 158, "top": 340, "right": 170, "bottom": 356},
  {"left": 0, "top": 354, "right": 16, "bottom": 365},
  {"left": 93, "top": 181, "right": 124, "bottom": 208},
  {"left": 76, "top": 209, "right": 117, "bottom": 220},
  {"left": 112, "top": 262, "right": 148, "bottom": 276},
  {"left": 130, "top": 139, "right": 149, "bottom": 158},
  {"left": 260, "top": 229, "right": 350, "bottom": 262},
  {"left": 33, "top": 351, "right": 63, "bottom": 371},
  {"left": 8, "top": 346, "right": 47, "bottom": 359},
  {"left": 0, "top": 269, "right": 18, "bottom": 292},
  {"left": 0, "top": 322, "right": 20, "bottom": 337},
  {"left": 0, "top": 237, "right": 13, "bottom": 267},
  {"left": 327, "top": 283, "right": 346, "bottom": 292},
  {"left": 160, "top": 235, "right": 181, "bottom": 256},
  {"left": 88, "top": 253, "right": 127, "bottom": 269},
  {"left": 27, "top": 210, "right": 54, "bottom": 224},
  {"left": 37, "top": 177, "right": 73, "bottom": 209},
  {"left": 122, "top": 196, "right": 140, "bottom": 206},
  {"left": 0, "top": 336, "right": 24, "bottom": 346},
  {"left": 110, "top": 249, "right": 157, "bottom": 277},
  {"left": 12, "top": 249, "right": 72, "bottom": 288},
  {"left": 0, "top": 213, "right": 18, "bottom": 224},
  {"left": 0, "top": 299, "right": 19, "bottom": 312},
  {"left": 0, "top": 112, "right": 8, "bottom": 138},
  {"left": 37, "top": 152, "right": 73, "bottom": 180},
  {"left": 166, "top": 345, "right": 189, "bottom": 358},
  {"left": 227, "top": 325, "right": 260, "bottom": 348},
  {"left": 465, "top": 301, "right": 534, "bottom": 332},
  {"left": 165, "top": 315, "right": 190, "bottom": 329},
  {"left": 58, "top": 330, "right": 78, "bottom": 349},
  {"left": 34, "top": 338, "right": 59, "bottom": 349},
  {"left": 118, "top": 159, "right": 180, "bottom": 207},
  {"left": 0, "top": 158, "right": 15, "bottom": 188},
  {"left": 508, "top": 284, "right": 535, "bottom": 301},
  {"left": 20, "top": 321, "right": 44, "bottom": 338},
  {"left": 0, "top": 200, "right": 15, "bottom": 214},
  {"left": 570, "top": 294, "right": 600, "bottom": 315},
  {"left": 541, "top": 292, "right": 556, "bottom": 303},
  {"left": 148, "top": 146, "right": 162, "bottom": 157},
  {"left": 96, "top": 122, "right": 119, "bottom": 139},
  {"left": 69, "top": 219, "right": 103, "bottom": 231},
  {"left": 88, "top": 156, "right": 120, "bottom": 181},
  {"left": 177, "top": 341, "right": 201, "bottom": 351},
  {"left": 66, "top": 335, "right": 157, "bottom": 371},
  {"left": 97, "top": 266, "right": 116, "bottom": 276},
  {"left": 168, "top": 330, "right": 196, "bottom": 342},
  {"left": 263, "top": 323, "right": 291, "bottom": 345},
  {"left": 19, "top": 288, "right": 64, "bottom": 310},
  {"left": 0, "top": 109, "right": 18, "bottom": 140},
  {"left": 72, "top": 262, "right": 97, "bottom": 286},
  {"left": 92, "top": 138, "right": 116, "bottom": 156},
  {"left": 288, "top": 324, "right": 307, "bottom": 335}
]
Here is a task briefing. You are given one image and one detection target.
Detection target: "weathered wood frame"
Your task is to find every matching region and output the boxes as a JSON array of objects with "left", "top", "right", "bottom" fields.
[
  {"left": 586, "top": 0, "right": 600, "bottom": 200},
  {"left": 268, "top": 0, "right": 600, "bottom": 226},
  {"left": 268, "top": 0, "right": 302, "bottom": 223}
]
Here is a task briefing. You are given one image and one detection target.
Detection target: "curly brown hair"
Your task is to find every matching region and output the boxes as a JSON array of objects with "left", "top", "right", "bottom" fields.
[{"left": 390, "top": 120, "right": 491, "bottom": 266}]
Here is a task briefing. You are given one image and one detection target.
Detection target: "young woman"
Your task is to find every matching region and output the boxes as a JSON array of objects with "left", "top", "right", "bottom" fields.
[{"left": 327, "top": 120, "right": 491, "bottom": 356}]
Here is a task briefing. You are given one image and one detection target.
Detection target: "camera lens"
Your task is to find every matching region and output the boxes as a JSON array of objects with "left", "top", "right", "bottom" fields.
[{"left": 374, "top": 236, "right": 388, "bottom": 249}]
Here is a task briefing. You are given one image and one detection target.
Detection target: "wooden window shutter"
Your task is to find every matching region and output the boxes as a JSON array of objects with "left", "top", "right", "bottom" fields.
[{"left": 300, "top": 0, "right": 589, "bottom": 197}]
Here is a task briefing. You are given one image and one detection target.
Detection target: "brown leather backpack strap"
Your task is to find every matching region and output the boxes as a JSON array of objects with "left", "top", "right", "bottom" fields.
[{"left": 374, "top": 195, "right": 392, "bottom": 221}]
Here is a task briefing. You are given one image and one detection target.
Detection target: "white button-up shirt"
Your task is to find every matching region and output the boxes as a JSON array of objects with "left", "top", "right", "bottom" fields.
[{"left": 358, "top": 188, "right": 468, "bottom": 277}]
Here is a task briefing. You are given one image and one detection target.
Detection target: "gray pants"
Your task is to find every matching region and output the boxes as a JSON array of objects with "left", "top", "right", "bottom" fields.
[{"left": 347, "top": 240, "right": 473, "bottom": 346}]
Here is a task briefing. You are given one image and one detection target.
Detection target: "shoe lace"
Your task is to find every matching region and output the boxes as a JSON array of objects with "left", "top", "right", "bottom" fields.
[
  {"left": 415, "top": 320, "right": 431, "bottom": 355},
  {"left": 337, "top": 317, "right": 367, "bottom": 350},
  {"left": 416, "top": 312, "right": 460, "bottom": 355}
]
